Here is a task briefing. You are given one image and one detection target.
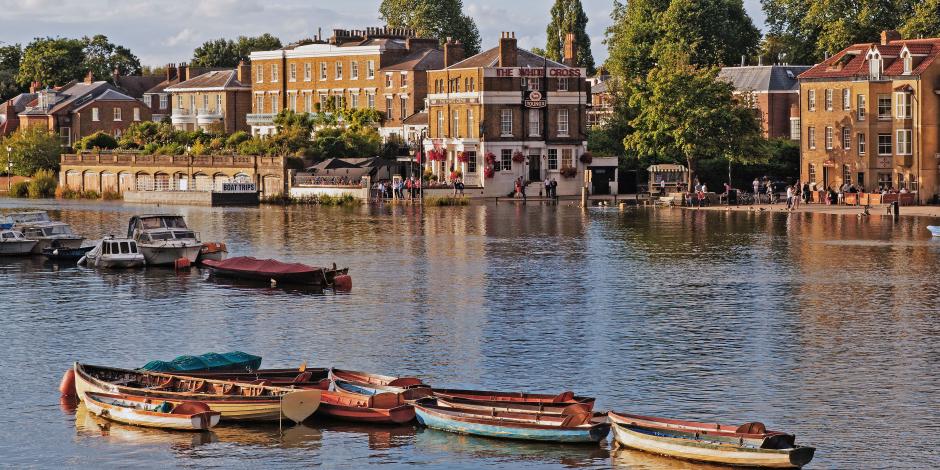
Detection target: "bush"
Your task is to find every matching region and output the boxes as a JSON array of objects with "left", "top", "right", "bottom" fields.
[
  {"left": 55, "top": 186, "right": 79, "bottom": 199},
  {"left": 424, "top": 196, "right": 470, "bottom": 206},
  {"left": 9, "top": 180, "right": 29, "bottom": 197},
  {"left": 28, "top": 169, "right": 57, "bottom": 198},
  {"left": 226, "top": 131, "right": 250, "bottom": 149},
  {"left": 81, "top": 190, "right": 99, "bottom": 199},
  {"left": 3, "top": 126, "right": 62, "bottom": 175},
  {"left": 154, "top": 142, "right": 184, "bottom": 155},
  {"left": 237, "top": 137, "right": 267, "bottom": 156},
  {"left": 101, "top": 190, "right": 122, "bottom": 200},
  {"left": 76, "top": 131, "right": 118, "bottom": 151}
]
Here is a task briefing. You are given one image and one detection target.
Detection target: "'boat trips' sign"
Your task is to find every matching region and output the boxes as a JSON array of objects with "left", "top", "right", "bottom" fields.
[{"left": 221, "top": 182, "right": 257, "bottom": 193}]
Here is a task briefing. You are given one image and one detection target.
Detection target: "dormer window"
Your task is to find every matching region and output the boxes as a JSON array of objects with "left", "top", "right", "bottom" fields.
[
  {"left": 866, "top": 48, "right": 882, "bottom": 80},
  {"left": 900, "top": 48, "right": 912, "bottom": 75}
]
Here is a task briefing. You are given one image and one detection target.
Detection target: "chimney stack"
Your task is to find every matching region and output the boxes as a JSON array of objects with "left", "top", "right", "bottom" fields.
[
  {"left": 84, "top": 70, "right": 94, "bottom": 84},
  {"left": 444, "top": 38, "right": 465, "bottom": 67},
  {"left": 179, "top": 63, "right": 189, "bottom": 81},
  {"left": 166, "top": 63, "right": 178, "bottom": 82},
  {"left": 563, "top": 33, "right": 577, "bottom": 67},
  {"left": 498, "top": 32, "right": 517, "bottom": 67},
  {"left": 29, "top": 81, "right": 40, "bottom": 94},
  {"left": 237, "top": 60, "right": 251, "bottom": 84},
  {"left": 881, "top": 30, "right": 901, "bottom": 45}
]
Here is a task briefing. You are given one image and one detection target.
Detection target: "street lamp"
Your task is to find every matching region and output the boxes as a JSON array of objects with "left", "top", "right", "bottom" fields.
[{"left": 6, "top": 146, "right": 12, "bottom": 193}]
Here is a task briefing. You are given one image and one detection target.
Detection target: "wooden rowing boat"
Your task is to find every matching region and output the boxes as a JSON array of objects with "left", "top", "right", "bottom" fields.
[
  {"left": 608, "top": 412, "right": 815, "bottom": 468},
  {"left": 82, "top": 392, "right": 221, "bottom": 431},
  {"left": 435, "top": 395, "right": 592, "bottom": 416},
  {"left": 201, "top": 257, "right": 349, "bottom": 287},
  {"left": 329, "top": 368, "right": 426, "bottom": 389},
  {"left": 414, "top": 398, "right": 610, "bottom": 443},
  {"left": 171, "top": 368, "right": 331, "bottom": 389},
  {"left": 317, "top": 388, "right": 416, "bottom": 424},
  {"left": 432, "top": 388, "right": 595, "bottom": 410},
  {"left": 74, "top": 363, "right": 320, "bottom": 423},
  {"left": 332, "top": 378, "right": 433, "bottom": 401}
]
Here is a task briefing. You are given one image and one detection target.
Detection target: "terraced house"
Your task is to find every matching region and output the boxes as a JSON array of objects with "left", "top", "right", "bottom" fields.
[
  {"left": 425, "top": 32, "right": 594, "bottom": 197},
  {"left": 247, "top": 27, "right": 442, "bottom": 139},
  {"left": 164, "top": 63, "right": 252, "bottom": 133},
  {"left": 799, "top": 30, "right": 940, "bottom": 202}
]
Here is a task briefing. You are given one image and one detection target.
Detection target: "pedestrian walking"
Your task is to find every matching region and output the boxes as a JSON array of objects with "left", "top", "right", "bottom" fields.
[{"left": 786, "top": 185, "right": 794, "bottom": 210}]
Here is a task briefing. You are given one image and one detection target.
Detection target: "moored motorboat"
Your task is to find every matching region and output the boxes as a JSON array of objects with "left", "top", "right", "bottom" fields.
[
  {"left": 0, "top": 229, "right": 38, "bottom": 255},
  {"left": 128, "top": 214, "right": 203, "bottom": 266},
  {"left": 202, "top": 256, "right": 350, "bottom": 287},
  {"left": 414, "top": 398, "right": 610, "bottom": 443},
  {"left": 73, "top": 362, "right": 321, "bottom": 422},
  {"left": 928, "top": 226, "right": 940, "bottom": 237},
  {"left": 5, "top": 211, "right": 84, "bottom": 254},
  {"left": 82, "top": 392, "right": 221, "bottom": 431},
  {"left": 78, "top": 237, "right": 145, "bottom": 268},
  {"left": 42, "top": 245, "right": 94, "bottom": 261},
  {"left": 197, "top": 242, "right": 228, "bottom": 263},
  {"left": 608, "top": 411, "right": 815, "bottom": 468}
]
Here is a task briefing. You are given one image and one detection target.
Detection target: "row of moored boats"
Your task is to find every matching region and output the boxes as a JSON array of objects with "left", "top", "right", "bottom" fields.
[{"left": 62, "top": 355, "right": 815, "bottom": 468}]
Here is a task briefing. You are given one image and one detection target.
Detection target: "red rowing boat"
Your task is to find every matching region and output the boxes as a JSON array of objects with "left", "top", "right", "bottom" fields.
[
  {"left": 202, "top": 256, "right": 349, "bottom": 286},
  {"left": 317, "top": 388, "right": 416, "bottom": 424}
]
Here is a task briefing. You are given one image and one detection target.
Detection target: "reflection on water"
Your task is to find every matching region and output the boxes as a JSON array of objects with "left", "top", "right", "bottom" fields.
[
  {"left": 610, "top": 447, "right": 735, "bottom": 470},
  {"left": 2, "top": 198, "right": 940, "bottom": 468}
]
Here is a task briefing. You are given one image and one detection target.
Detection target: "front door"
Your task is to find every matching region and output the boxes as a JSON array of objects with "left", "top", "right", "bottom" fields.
[
  {"left": 822, "top": 167, "right": 830, "bottom": 190},
  {"left": 591, "top": 168, "right": 611, "bottom": 195},
  {"left": 528, "top": 154, "right": 541, "bottom": 182}
]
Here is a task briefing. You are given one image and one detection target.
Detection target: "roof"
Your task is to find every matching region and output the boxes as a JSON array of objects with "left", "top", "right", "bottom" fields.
[
  {"left": 18, "top": 81, "right": 113, "bottom": 116},
  {"left": 403, "top": 111, "right": 428, "bottom": 126},
  {"left": 591, "top": 80, "right": 608, "bottom": 94},
  {"left": 71, "top": 89, "right": 141, "bottom": 112},
  {"left": 719, "top": 65, "right": 811, "bottom": 92},
  {"left": 647, "top": 164, "right": 688, "bottom": 173},
  {"left": 381, "top": 49, "right": 444, "bottom": 71},
  {"left": 164, "top": 70, "right": 249, "bottom": 91},
  {"left": 447, "top": 47, "right": 567, "bottom": 69},
  {"left": 114, "top": 75, "right": 163, "bottom": 98},
  {"left": 800, "top": 37, "right": 940, "bottom": 80}
]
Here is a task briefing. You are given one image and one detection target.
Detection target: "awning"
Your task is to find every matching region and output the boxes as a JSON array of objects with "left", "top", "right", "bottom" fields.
[{"left": 647, "top": 164, "right": 688, "bottom": 173}]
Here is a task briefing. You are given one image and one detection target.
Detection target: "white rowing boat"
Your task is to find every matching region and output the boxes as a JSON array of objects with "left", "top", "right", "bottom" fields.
[{"left": 83, "top": 392, "right": 221, "bottom": 431}]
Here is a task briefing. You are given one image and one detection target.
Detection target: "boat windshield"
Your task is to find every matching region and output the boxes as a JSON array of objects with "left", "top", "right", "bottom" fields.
[
  {"left": 1, "top": 232, "right": 16, "bottom": 239},
  {"left": 8, "top": 212, "right": 50, "bottom": 223},
  {"left": 173, "top": 231, "right": 196, "bottom": 240},
  {"left": 141, "top": 216, "right": 187, "bottom": 230},
  {"left": 149, "top": 231, "right": 173, "bottom": 241},
  {"left": 119, "top": 241, "right": 131, "bottom": 254}
]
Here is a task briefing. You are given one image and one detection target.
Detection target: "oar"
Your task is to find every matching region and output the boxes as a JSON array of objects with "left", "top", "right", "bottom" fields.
[{"left": 280, "top": 390, "right": 321, "bottom": 424}]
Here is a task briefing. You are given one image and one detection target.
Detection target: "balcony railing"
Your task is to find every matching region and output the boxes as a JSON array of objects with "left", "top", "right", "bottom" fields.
[{"left": 246, "top": 113, "right": 276, "bottom": 125}]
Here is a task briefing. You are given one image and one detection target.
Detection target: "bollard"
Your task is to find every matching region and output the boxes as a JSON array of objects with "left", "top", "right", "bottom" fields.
[
  {"left": 892, "top": 201, "right": 900, "bottom": 219},
  {"left": 581, "top": 186, "right": 588, "bottom": 208}
]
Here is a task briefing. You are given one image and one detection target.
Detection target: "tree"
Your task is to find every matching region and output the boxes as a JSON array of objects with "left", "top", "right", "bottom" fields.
[
  {"left": 191, "top": 34, "right": 282, "bottom": 67},
  {"left": 379, "top": 0, "right": 482, "bottom": 55},
  {"left": 604, "top": 0, "right": 670, "bottom": 79},
  {"left": 624, "top": 62, "right": 766, "bottom": 186},
  {"left": 901, "top": 0, "right": 940, "bottom": 39},
  {"left": 654, "top": 0, "right": 760, "bottom": 68},
  {"left": 0, "top": 44, "right": 23, "bottom": 101},
  {"left": 2, "top": 126, "right": 62, "bottom": 175},
  {"left": 545, "top": 0, "right": 595, "bottom": 74},
  {"left": 82, "top": 35, "right": 141, "bottom": 80},
  {"left": 17, "top": 37, "right": 86, "bottom": 87}
]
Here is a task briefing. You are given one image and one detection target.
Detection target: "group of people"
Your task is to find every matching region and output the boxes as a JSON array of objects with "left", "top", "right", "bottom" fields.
[
  {"left": 686, "top": 179, "right": 710, "bottom": 207},
  {"left": 374, "top": 177, "right": 422, "bottom": 200}
]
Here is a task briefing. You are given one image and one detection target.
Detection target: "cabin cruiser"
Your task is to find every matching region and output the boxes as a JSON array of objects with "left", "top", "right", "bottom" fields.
[
  {"left": 127, "top": 214, "right": 202, "bottom": 266},
  {"left": 78, "top": 237, "right": 145, "bottom": 269},
  {"left": 4, "top": 211, "right": 84, "bottom": 254},
  {"left": 0, "top": 230, "right": 38, "bottom": 255}
]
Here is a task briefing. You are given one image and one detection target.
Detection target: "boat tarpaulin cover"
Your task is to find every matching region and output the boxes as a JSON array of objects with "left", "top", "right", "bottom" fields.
[
  {"left": 140, "top": 351, "right": 262, "bottom": 373},
  {"left": 204, "top": 256, "right": 318, "bottom": 276}
]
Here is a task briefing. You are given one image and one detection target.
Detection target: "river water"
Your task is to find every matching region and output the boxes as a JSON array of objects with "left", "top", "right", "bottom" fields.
[{"left": 1, "top": 198, "right": 938, "bottom": 469}]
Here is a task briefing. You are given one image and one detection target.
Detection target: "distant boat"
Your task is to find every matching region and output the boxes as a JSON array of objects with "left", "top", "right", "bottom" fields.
[
  {"left": 197, "top": 242, "right": 228, "bottom": 263},
  {"left": 82, "top": 392, "right": 221, "bottom": 431},
  {"left": 127, "top": 214, "right": 202, "bottom": 266},
  {"left": 42, "top": 245, "right": 94, "bottom": 261},
  {"left": 928, "top": 226, "right": 940, "bottom": 237},
  {"left": 202, "top": 257, "right": 349, "bottom": 287},
  {"left": 608, "top": 411, "right": 815, "bottom": 468},
  {"left": 414, "top": 398, "right": 610, "bottom": 443},
  {"left": 432, "top": 388, "right": 595, "bottom": 411},
  {"left": 4, "top": 211, "right": 84, "bottom": 254},
  {"left": 78, "top": 237, "right": 145, "bottom": 269},
  {"left": 0, "top": 229, "right": 38, "bottom": 256}
]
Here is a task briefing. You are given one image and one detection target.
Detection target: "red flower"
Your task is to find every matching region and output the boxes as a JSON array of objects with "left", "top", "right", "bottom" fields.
[
  {"left": 512, "top": 151, "right": 525, "bottom": 163},
  {"left": 484, "top": 152, "right": 496, "bottom": 164},
  {"left": 484, "top": 167, "right": 495, "bottom": 178},
  {"left": 457, "top": 152, "right": 469, "bottom": 163}
]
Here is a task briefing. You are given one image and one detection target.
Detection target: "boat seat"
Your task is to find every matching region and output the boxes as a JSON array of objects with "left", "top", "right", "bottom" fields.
[
  {"left": 293, "top": 371, "right": 314, "bottom": 383},
  {"left": 172, "top": 402, "right": 212, "bottom": 415},
  {"left": 370, "top": 392, "right": 403, "bottom": 409},
  {"left": 551, "top": 391, "right": 575, "bottom": 403},
  {"left": 736, "top": 422, "right": 767, "bottom": 434}
]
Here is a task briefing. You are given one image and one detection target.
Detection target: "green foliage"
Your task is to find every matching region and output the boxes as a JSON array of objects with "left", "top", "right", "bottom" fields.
[
  {"left": 604, "top": 0, "right": 670, "bottom": 79},
  {"left": 379, "top": 0, "right": 482, "bottom": 55},
  {"left": 226, "top": 131, "right": 250, "bottom": 148},
  {"left": 424, "top": 196, "right": 470, "bottom": 206},
  {"left": 28, "top": 169, "right": 57, "bottom": 198},
  {"left": 545, "top": 0, "right": 595, "bottom": 74},
  {"left": 265, "top": 193, "right": 360, "bottom": 206},
  {"left": 154, "top": 143, "right": 184, "bottom": 155},
  {"left": 76, "top": 131, "right": 118, "bottom": 151},
  {"left": 9, "top": 180, "right": 29, "bottom": 197},
  {"left": 901, "top": 0, "right": 940, "bottom": 39},
  {"left": 81, "top": 34, "right": 141, "bottom": 80},
  {"left": 191, "top": 34, "right": 282, "bottom": 67},
  {"left": 101, "top": 190, "right": 122, "bottom": 200},
  {"left": 189, "top": 141, "right": 210, "bottom": 156},
  {"left": 237, "top": 138, "right": 267, "bottom": 156},
  {"left": 2, "top": 126, "right": 62, "bottom": 175},
  {"left": 17, "top": 37, "right": 86, "bottom": 86},
  {"left": 654, "top": 0, "right": 760, "bottom": 68},
  {"left": 0, "top": 44, "right": 24, "bottom": 101}
]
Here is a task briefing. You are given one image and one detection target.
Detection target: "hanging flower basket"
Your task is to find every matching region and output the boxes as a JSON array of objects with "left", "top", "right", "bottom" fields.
[
  {"left": 484, "top": 167, "right": 495, "bottom": 178},
  {"left": 560, "top": 166, "right": 577, "bottom": 178},
  {"left": 457, "top": 152, "right": 469, "bottom": 163},
  {"left": 512, "top": 151, "right": 525, "bottom": 163},
  {"left": 428, "top": 149, "right": 446, "bottom": 161},
  {"left": 579, "top": 152, "right": 593, "bottom": 164},
  {"left": 450, "top": 170, "right": 462, "bottom": 180},
  {"left": 485, "top": 152, "right": 496, "bottom": 165}
]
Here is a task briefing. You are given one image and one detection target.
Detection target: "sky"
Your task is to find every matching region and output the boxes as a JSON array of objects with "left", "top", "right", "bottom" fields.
[{"left": 0, "top": 0, "right": 766, "bottom": 67}]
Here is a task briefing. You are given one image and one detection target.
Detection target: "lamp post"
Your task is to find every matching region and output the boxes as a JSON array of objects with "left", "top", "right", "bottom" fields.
[{"left": 6, "top": 146, "right": 12, "bottom": 193}]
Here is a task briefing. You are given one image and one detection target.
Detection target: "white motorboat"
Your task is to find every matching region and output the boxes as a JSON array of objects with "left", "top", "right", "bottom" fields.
[
  {"left": 127, "top": 214, "right": 202, "bottom": 266},
  {"left": 0, "top": 230, "right": 38, "bottom": 256},
  {"left": 4, "top": 211, "right": 84, "bottom": 254},
  {"left": 928, "top": 226, "right": 940, "bottom": 237},
  {"left": 79, "top": 237, "right": 145, "bottom": 268}
]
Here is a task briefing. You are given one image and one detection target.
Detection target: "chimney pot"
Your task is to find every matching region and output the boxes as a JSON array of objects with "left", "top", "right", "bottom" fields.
[
  {"left": 499, "top": 32, "right": 518, "bottom": 67},
  {"left": 881, "top": 30, "right": 901, "bottom": 45},
  {"left": 563, "top": 32, "right": 577, "bottom": 67}
]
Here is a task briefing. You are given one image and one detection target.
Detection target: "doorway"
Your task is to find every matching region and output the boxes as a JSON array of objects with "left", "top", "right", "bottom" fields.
[
  {"left": 528, "top": 154, "right": 541, "bottom": 182},
  {"left": 591, "top": 167, "right": 614, "bottom": 195}
]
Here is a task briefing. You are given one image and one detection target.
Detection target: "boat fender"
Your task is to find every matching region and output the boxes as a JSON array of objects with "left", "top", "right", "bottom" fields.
[
  {"left": 333, "top": 274, "right": 352, "bottom": 292},
  {"left": 174, "top": 257, "right": 191, "bottom": 271},
  {"left": 59, "top": 369, "right": 76, "bottom": 398},
  {"left": 77, "top": 256, "right": 86, "bottom": 266}
]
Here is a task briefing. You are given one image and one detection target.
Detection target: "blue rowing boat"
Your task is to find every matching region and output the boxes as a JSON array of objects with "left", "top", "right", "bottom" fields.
[{"left": 413, "top": 398, "right": 610, "bottom": 443}]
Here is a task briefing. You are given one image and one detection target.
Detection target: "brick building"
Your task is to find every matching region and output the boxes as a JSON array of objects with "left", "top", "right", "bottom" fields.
[
  {"left": 247, "top": 27, "right": 443, "bottom": 138},
  {"left": 0, "top": 93, "right": 38, "bottom": 137},
  {"left": 587, "top": 74, "right": 612, "bottom": 129},
  {"left": 719, "top": 65, "right": 810, "bottom": 140},
  {"left": 17, "top": 74, "right": 151, "bottom": 147},
  {"left": 164, "top": 64, "right": 252, "bottom": 133},
  {"left": 424, "top": 32, "right": 590, "bottom": 197},
  {"left": 141, "top": 64, "right": 210, "bottom": 122},
  {"left": 799, "top": 30, "right": 940, "bottom": 201}
]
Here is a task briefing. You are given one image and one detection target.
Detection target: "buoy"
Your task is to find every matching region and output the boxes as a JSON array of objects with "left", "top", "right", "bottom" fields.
[
  {"left": 333, "top": 274, "right": 352, "bottom": 292},
  {"left": 174, "top": 257, "right": 191, "bottom": 271},
  {"left": 59, "top": 369, "right": 76, "bottom": 398}
]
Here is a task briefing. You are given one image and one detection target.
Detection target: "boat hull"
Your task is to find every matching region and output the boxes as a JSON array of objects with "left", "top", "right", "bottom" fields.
[
  {"left": 82, "top": 393, "right": 221, "bottom": 431},
  {"left": 610, "top": 423, "right": 814, "bottom": 468},
  {"left": 85, "top": 254, "right": 146, "bottom": 269},
  {"left": 31, "top": 236, "right": 84, "bottom": 254},
  {"left": 0, "top": 240, "right": 38, "bottom": 255},
  {"left": 414, "top": 403, "right": 609, "bottom": 443},
  {"left": 139, "top": 244, "right": 202, "bottom": 266},
  {"left": 73, "top": 363, "right": 319, "bottom": 422},
  {"left": 317, "top": 398, "right": 416, "bottom": 424}
]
